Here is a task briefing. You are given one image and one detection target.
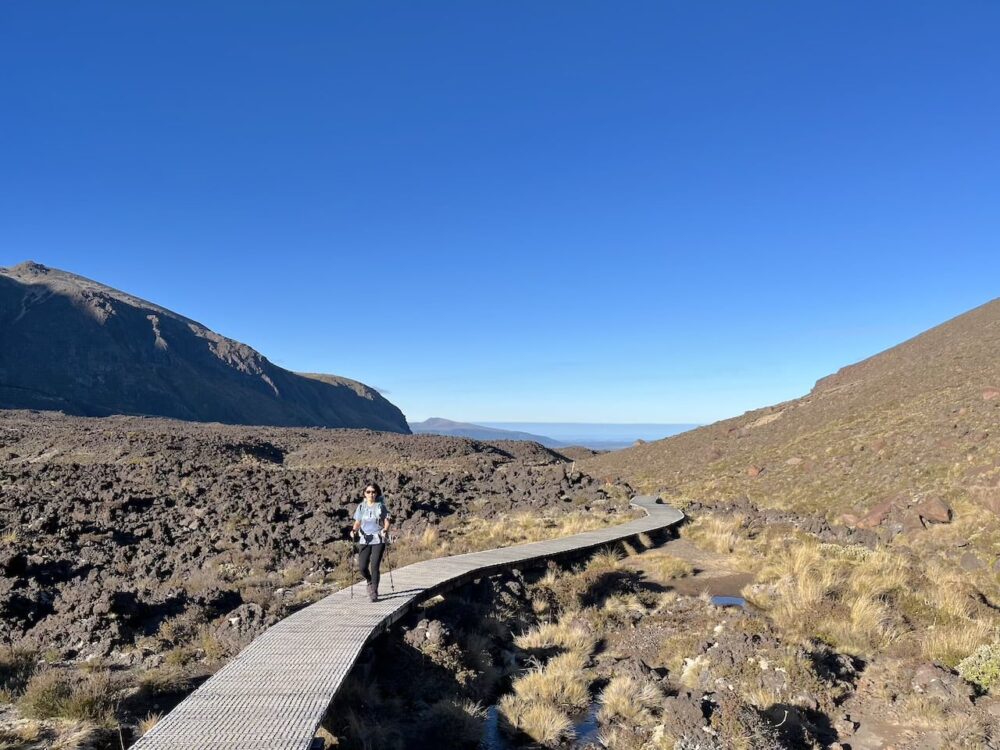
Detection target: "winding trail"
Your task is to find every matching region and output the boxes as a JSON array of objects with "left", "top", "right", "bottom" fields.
[{"left": 132, "top": 496, "right": 684, "bottom": 750}]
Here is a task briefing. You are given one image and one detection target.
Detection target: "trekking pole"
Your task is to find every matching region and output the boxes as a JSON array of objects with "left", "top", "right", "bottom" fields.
[
  {"left": 349, "top": 530, "right": 357, "bottom": 599},
  {"left": 387, "top": 533, "right": 396, "bottom": 592}
]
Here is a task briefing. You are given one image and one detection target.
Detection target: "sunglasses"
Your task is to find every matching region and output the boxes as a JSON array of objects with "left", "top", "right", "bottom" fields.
[{"left": 365, "top": 489, "right": 378, "bottom": 495}]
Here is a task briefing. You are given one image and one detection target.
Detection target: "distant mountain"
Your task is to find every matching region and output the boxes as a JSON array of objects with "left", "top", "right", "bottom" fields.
[
  {"left": 0, "top": 261, "right": 409, "bottom": 432},
  {"left": 584, "top": 297, "right": 1000, "bottom": 522},
  {"left": 409, "top": 418, "right": 565, "bottom": 448}
]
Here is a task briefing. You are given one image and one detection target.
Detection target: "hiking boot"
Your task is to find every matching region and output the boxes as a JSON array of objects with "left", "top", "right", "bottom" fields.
[{"left": 366, "top": 583, "right": 374, "bottom": 600}]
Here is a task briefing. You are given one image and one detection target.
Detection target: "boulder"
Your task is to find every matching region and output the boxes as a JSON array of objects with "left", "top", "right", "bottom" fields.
[
  {"left": 856, "top": 499, "right": 894, "bottom": 529},
  {"left": 900, "top": 511, "right": 926, "bottom": 534},
  {"left": 836, "top": 513, "right": 860, "bottom": 527},
  {"left": 915, "top": 497, "right": 951, "bottom": 524},
  {"left": 911, "top": 662, "right": 974, "bottom": 703},
  {"left": 983, "top": 388, "right": 1000, "bottom": 401},
  {"left": 661, "top": 691, "right": 708, "bottom": 736},
  {"left": 746, "top": 465, "right": 763, "bottom": 478}
]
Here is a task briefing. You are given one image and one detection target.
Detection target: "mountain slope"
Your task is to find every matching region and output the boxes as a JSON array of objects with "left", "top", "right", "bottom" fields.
[
  {"left": 409, "top": 417, "right": 565, "bottom": 448},
  {"left": 0, "top": 261, "right": 409, "bottom": 432},
  {"left": 584, "top": 298, "right": 1000, "bottom": 522}
]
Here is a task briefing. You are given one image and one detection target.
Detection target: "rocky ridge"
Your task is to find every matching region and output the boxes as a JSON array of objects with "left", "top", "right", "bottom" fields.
[{"left": 0, "top": 261, "right": 408, "bottom": 432}]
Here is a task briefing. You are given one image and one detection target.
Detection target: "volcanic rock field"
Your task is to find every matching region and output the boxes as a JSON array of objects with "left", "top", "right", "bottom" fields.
[{"left": 0, "top": 410, "right": 626, "bottom": 662}]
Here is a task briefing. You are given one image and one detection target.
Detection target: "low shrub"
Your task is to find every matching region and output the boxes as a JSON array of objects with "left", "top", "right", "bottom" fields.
[
  {"left": 19, "top": 670, "right": 117, "bottom": 724},
  {"left": 958, "top": 642, "right": 1000, "bottom": 692},
  {"left": 0, "top": 648, "right": 37, "bottom": 701}
]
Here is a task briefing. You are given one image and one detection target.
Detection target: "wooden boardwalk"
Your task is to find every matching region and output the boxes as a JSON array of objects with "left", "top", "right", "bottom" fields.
[{"left": 132, "top": 496, "right": 684, "bottom": 750}]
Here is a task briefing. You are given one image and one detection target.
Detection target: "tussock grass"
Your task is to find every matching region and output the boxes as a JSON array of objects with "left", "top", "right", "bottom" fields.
[
  {"left": 498, "top": 694, "right": 573, "bottom": 747},
  {"left": 742, "top": 532, "right": 1000, "bottom": 662},
  {"left": 511, "top": 652, "right": 590, "bottom": 709},
  {"left": 922, "top": 620, "right": 997, "bottom": 667},
  {"left": 137, "top": 712, "right": 162, "bottom": 736},
  {"left": 595, "top": 594, "right": 647, "bottom": 627},
  {"left": 19, "top": 670, "right": 118, "bottom": 724},
  {"left": 138, "top": 665, "right": 192, "bottom": 695},
  {"left": 642, "top": 551, "right": 695, "bottom": 581},
  {"left": 586, "top": 545, "right": 625, "bottom": 572},
  {"left": 0, "top": 648, "right": 37, "bottom": 702},
  {"left": 0, "top": 720, "right": 43, "bottom": 744},
  {"left": 514, "top": 620, "right": 597, "bottom": 656},
  {"left": 48, "top": 722, "right": 107, "bottom": 750},
  {"left": 819, "top": 593, "right": 904, "bottom": 656},
  {"left": 681, "top": 514, "right": 745, "bottom": 554},
  {"left": 598, "top": 675, "right": 662, "bottom": 726}
]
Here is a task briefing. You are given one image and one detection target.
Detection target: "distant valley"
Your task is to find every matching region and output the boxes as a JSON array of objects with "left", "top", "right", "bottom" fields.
[{"left": 409, "top": 418, "right": 699, "bottom": 450}]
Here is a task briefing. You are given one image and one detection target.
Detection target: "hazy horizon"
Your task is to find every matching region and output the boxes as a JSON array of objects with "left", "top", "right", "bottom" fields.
[{"left": 478, "top": 422, "right": 699, "bottom": 444}]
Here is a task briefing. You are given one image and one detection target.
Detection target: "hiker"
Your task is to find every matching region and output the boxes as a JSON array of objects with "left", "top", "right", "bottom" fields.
[{"left": 350, "top": 482, "right": 391, "bottom": 602}]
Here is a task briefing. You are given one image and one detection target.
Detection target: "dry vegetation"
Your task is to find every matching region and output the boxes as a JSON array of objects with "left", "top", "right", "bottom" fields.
[{"left": 677, "top": 514, "right": 1000, "bottom": 669}]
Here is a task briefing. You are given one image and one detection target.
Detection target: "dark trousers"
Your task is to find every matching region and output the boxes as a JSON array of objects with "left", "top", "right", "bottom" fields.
[{"left": 358, "top": 543, "right": 385, "bottom": 591}]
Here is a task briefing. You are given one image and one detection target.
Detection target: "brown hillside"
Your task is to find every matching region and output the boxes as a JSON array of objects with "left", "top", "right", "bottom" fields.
[{"left": 583, "top": 297, "right": 1000, "bottom": 527}]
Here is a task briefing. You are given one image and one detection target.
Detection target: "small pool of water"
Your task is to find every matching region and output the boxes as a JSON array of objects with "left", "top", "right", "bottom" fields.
[
  {"left": 570, "top": 701, "right": 601, "bottom": 747},
  {"left": 480, "top": 701, "right": 602, "bottom": 749},
  {"left": 480, "top": 705, "right": 508, "bottom": 750},
  {"left": 711, "top": 595, "right": 747, "bottom": 608}
]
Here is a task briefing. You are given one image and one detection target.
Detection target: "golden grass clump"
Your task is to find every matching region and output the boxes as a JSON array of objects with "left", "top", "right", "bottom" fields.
[
  {"left": 137, "top": 712, "right": 162, "bottom": 737},
  {"left": 642, "top": 552, "right": 695, "bottom": 581},
  {"left": 138, "top": 665, "right": 192, "bottom": 696},
  {"left": 514, "top": 620, "right": 597, "bottom": 656},
  {"left": 742, "top": 531, "right": 1000, "bottom": 664},
  {"left": 596, "top": 594, "right": 647, "bottom": 626},
  {"left": 922, "top": 620, "right": 997, "bottom": 667},
  {"left": 818, "top": 593, "right": 904, "bottom": 656},
  {"left": 389, "top": 508, "right": 627, "bottom": 572},
  {"left": 511, "top": 652, "right": 590, "bottom": 709},
  {"left": 587, "top": 545, "right": 625, "bottom": 572},
  {"left": 598, "top": 675, "right": 662, "bottom": 727},
  {"left": 457, "top": 511, "right": 611, "bottom": 552},
  {"left": 19, "top": 670, "right": 117, "bottom": 725},
  {"left": 498, "top": 693, "right": 573, "bottom": 747},
  {"left": 0, "top": 721, "right": 43, "bottom": 744},
  {"left": 681, "top": 514, "right": 746, "bottom": 554}
]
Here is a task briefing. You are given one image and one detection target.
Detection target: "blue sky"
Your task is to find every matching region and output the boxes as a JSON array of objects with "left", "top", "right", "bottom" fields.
[{"left": 2, "top": 2, "right": 998, "bottom": 423}]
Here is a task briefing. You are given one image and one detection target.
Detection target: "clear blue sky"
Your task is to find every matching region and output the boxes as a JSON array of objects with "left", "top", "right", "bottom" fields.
[{"left": 2, "top": 3, "right": 998, "bottom": 423}]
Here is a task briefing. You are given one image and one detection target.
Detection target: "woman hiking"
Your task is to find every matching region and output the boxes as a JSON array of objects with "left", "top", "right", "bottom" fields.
[{"left": 350, "top": 482, "right": 391, "bottom": 602}]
